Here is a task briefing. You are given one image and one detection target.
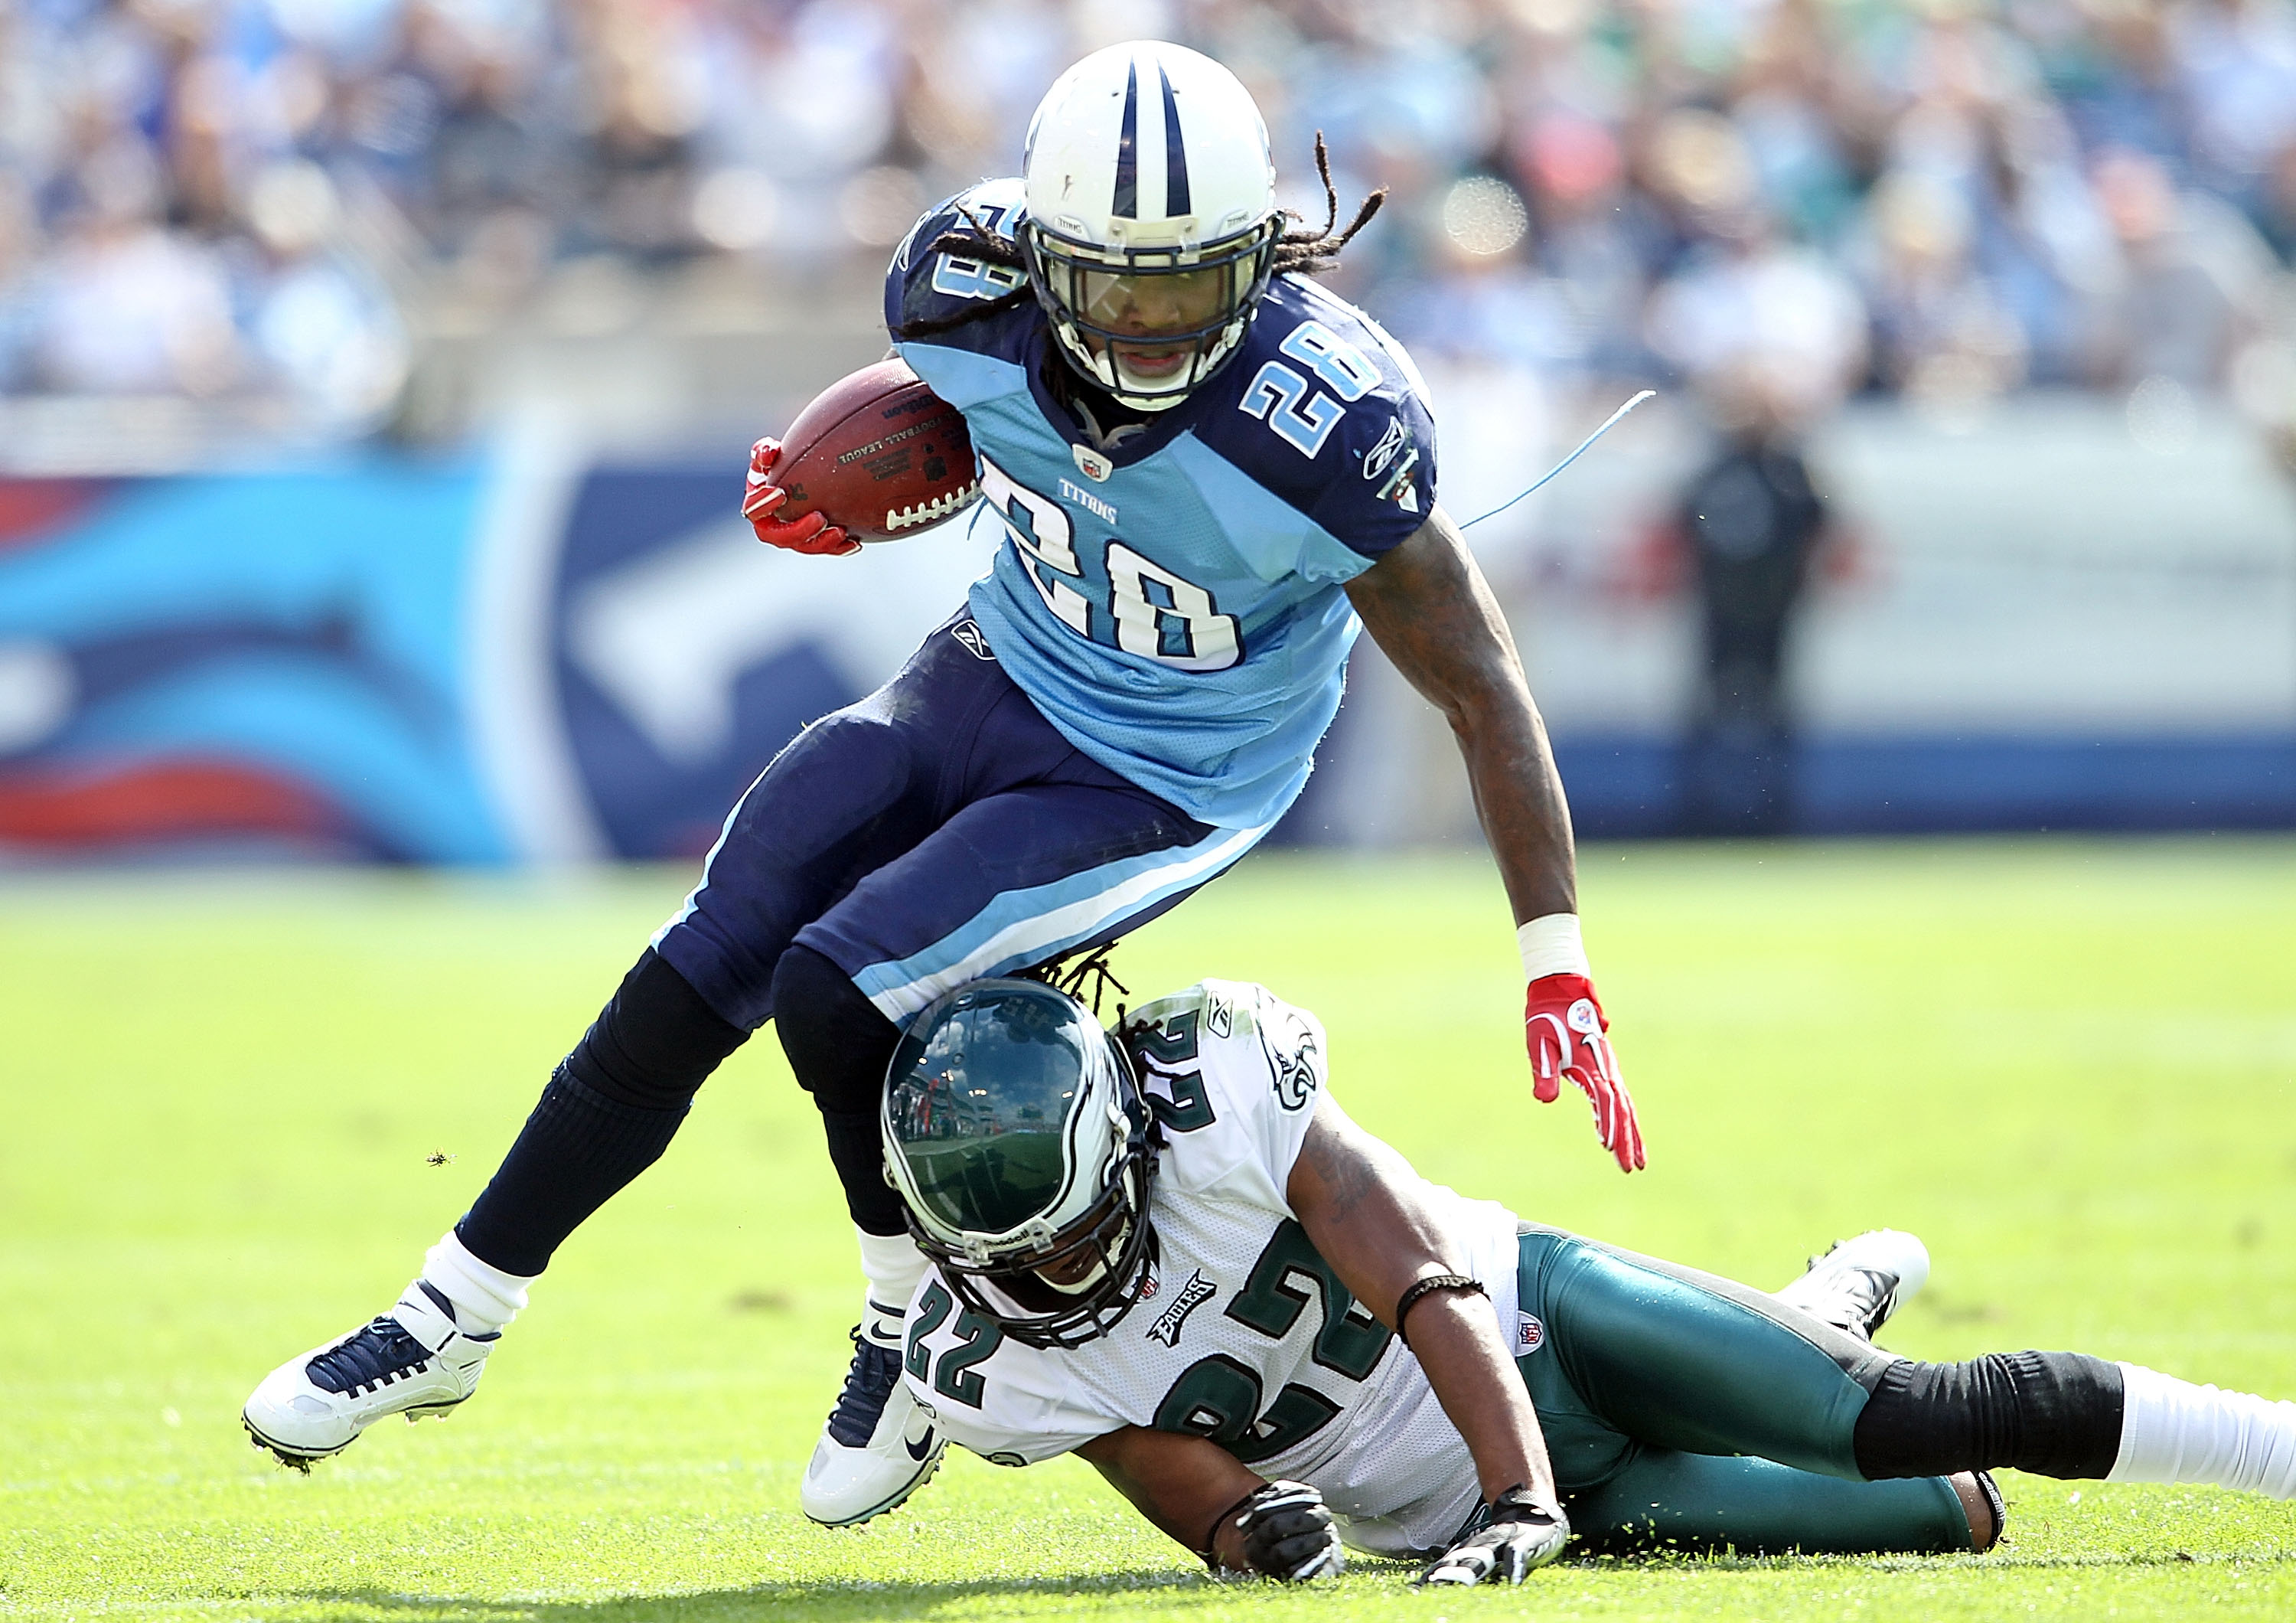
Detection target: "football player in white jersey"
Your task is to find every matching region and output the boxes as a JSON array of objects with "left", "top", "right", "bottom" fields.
[
  {"left": 243, "top": 40, "right": 1638, "bottom": 1530},
  {"left": 885, "top": 975, "right": 2296, "bottom": 1585}
]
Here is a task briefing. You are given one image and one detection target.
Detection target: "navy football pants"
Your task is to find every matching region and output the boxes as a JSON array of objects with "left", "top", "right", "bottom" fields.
[
  {"left": 653, "top": 613, "right": 1267, "bottom": 1030},
  {"left": 457, "top": 614, "right": 1271, "bottom": 1269}
]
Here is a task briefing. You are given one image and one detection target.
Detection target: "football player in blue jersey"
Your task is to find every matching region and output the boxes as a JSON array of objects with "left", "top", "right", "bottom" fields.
[{"left": 243, "top": 40, "right": 1639, "bottom": 1533}]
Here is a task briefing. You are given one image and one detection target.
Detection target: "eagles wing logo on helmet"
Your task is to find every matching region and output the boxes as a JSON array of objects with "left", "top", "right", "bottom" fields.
[{"left": 1019, "top": 41, "right": 1282, "bottom": 413}]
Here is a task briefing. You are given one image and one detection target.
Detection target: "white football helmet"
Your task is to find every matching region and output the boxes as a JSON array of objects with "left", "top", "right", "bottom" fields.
[{"left": 1020, "top": 41, "right": 1282, "bottom": 412}]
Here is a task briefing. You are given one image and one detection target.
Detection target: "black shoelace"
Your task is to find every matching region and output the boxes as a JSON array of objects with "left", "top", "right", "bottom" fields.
[
  {"left": 306, "top": 1317, "right": 432, "bottom": 1397},
  {"left": 823, "top": 1327, "right": 902, "bottom": 1448}
]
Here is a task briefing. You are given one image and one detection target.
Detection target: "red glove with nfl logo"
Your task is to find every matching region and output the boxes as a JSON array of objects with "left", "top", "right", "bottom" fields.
[{"left": 1521, "top": 915, "right": 1644, "bottom": 1172}]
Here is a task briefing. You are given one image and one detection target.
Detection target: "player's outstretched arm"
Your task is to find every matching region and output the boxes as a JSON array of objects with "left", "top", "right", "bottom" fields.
[
  {"left": 1343, "top": 505, "right": 1573, "bottom": 922},
  {"left": 1075, "top": 1428, "right": 1343, "bottom": 1579},
  {"left": 1344, "top": 508, "right": 1643, "bottom": 1173},
  {"left": 1286, "top": 1093, "right": 1562, "bottom": 1518}
]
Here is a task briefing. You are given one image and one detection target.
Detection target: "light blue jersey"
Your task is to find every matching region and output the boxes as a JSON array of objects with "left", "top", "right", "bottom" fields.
[{"left": 885, "top": 181, "right": 1440, "bottom": 831}]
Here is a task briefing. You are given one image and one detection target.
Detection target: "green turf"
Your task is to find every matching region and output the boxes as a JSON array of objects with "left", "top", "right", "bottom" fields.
[{"left": 3, "top": 839, "right": 2292, "bottom": 1621}]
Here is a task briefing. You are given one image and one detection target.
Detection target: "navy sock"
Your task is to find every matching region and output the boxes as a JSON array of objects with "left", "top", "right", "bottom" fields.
[
  {"left": 772, "top": 945, "right": 906, "bottom": 1236},
  {"left": 456, "top": 950, "right": 747, "bottom": 1275},
  {"left": 455, "top": 1068, "right": 690, "bottom": 1276},
  {"left": 820, "top": 1107, "right": 907, "bottom": 1236}
]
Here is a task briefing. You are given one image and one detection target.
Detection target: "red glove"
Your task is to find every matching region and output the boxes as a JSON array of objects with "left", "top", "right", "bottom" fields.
[
  {"left": 742, "top": 437, "right": 858, "bottom": 556},
  {"left": 1525, "top": 975, "right": 1644, "bottom": 1173}
]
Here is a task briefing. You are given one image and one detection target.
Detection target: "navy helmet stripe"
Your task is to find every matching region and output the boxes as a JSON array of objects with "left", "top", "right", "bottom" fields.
[
  {"left": 1157, "top": 65, "right": 1194, "bottom": 219},
  {"left": 1111, "top": 59, "right": 1140, "bottom": 219},
  {"left": 1159, "top": 65, "right": 1190, "bottom": 217}
]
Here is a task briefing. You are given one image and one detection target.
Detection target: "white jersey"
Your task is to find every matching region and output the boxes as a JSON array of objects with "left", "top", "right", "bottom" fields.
[{"left": 900, "top": 980, "right": 1522, "bottom": 1558}]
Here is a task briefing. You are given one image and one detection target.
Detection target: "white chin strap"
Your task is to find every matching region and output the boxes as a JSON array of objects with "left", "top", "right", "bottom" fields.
[{"left": 1075, "top": 336, "right": 1208, "bottom": 413}]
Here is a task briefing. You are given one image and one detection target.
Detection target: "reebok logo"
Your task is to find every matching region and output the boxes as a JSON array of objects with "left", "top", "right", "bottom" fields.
[
  {"left": 1145, "top": 1270, "right": 1218, "bottom": 1348},
  {"left": 1362, "top": 414, "right": 1408, "bottom": 481},
  {"left": 951, "top": 619, "right": 994, "bottom": 661}
]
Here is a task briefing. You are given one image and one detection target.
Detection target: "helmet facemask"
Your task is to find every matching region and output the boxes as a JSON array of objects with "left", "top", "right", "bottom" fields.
[
  {"left": 1022, "top": 216, "right": 1279, "bottom": 413},
  {"left": 933, "top": 1145, "right": 1159, "bottom": 1350},
  {"left": 882, "top": 978, "right": 1160, "bottom": 1350}
]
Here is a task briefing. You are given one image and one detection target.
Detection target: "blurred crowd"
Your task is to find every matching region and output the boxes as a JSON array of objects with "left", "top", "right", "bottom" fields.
[{"left": 4, "top": 0, "right": 2296, "bottom": 444}]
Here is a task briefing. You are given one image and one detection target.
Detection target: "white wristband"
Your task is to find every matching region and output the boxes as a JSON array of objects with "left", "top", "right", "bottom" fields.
[{"left": 1517, "top": 913, "right": 1590, "bottom": 983}]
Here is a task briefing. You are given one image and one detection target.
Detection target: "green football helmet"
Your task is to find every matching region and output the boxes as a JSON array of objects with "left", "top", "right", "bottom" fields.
[{"left": 880, "top": 978, "right": 1158, "bottom": 1349}]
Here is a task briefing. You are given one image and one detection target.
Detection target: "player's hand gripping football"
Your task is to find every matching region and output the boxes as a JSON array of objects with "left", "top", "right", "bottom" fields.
[
  {"left": 742, "top": 437, "right": 858, "bottom": 556},
  {"left": 1525, "top": 972, "right": 1645, "bottom": 1173},
  {"left": 1416, "top": 1487, "right": 1571, "bottom": 1586}
]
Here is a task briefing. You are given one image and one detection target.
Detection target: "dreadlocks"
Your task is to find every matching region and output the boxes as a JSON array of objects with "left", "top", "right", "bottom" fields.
[
  {"left": 1270, "top": 132, "right": 1387, "bottom": 277},
  {"left": 1013, "top": 942, "right": 1132, "bottom": 1024},
  {"left": 887, "top": 133, "right": 1384, "bottom": 345},
  {"left": 887, "top": 201, "right": 1032, "bottom": 341}
]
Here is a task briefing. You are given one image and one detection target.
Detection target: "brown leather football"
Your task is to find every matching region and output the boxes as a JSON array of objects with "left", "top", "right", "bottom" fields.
[{"left": 770, "top": 360, "right": 979, "bottom": 541}]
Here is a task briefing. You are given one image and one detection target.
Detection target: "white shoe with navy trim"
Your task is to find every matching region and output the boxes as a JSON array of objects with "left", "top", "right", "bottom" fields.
[
  {"left": 799, "top": 1310, "right": 944, "bottom": 1527},
  {"left": 243, "top": 1280, "right": 496, "bottom": 1468}
]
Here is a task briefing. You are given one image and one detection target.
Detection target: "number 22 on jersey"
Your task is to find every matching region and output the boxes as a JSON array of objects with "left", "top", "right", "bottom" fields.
[{"left": 978, "top": 454, "right": 1242, "bottom": 673}]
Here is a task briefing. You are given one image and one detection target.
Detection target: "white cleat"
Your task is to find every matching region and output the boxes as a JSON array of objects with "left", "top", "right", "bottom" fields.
[
  {"left": 800, "top": 1313, "right": 944, "bottom": 1527},
  {"left": 1774, "top": 1229, "right": 1930, "bottom": 1343},
  {"left": 243, "top": 1281, "right": 496, "bottom": 1468}
]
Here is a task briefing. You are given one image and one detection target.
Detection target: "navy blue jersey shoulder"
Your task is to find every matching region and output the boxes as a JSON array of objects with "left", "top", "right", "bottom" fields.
[
  {"left": 885, "top": 179, "right": 1038, "bottom": 367},
  {"left": 886, "top": 186, "right": 1437, "bottom": 562},
  {"left": 1185, "top": 275, "right": 1437, "bottom": 561}
]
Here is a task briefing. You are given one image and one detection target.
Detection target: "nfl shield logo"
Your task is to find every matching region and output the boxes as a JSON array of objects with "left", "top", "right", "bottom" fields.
[
  {"left": 1517, "top": 1312, "right": 1545, "bottom": 1354},
  {"left": 1072, "top": 443, "right": 1114, "bottom": 482}
]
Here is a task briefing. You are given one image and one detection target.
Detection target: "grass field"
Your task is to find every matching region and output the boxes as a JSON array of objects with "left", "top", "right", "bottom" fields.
[{"left": 3, "top": 838, "right": 2293, "bottom": 1621}]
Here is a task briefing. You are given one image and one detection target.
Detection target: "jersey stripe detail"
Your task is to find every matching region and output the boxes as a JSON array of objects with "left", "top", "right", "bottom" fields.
[
  {"left": 849, "top": 820, "right": 1268, "bottom": 1018},
  {"left": 1112, "top": 59, "right": 1140, "bottom": 220},
  {"left": 1159, "top": 64, "right": 1190, "bottom": 217},
  {"left": 651, "top": 766, "right": 762, "bottom": 950}
]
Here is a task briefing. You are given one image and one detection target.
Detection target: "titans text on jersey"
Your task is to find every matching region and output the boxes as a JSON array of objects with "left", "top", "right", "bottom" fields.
[
  {"left": 900, "top": 980, "right": 1521, "bottom": 1558},
  {"left": 887, "top": 181, "right": 1442, "bottom": 834}
]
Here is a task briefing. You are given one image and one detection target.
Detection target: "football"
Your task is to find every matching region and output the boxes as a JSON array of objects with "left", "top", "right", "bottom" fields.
[{"left": 769, "top": 359, "right": 980, "bottom": 541}]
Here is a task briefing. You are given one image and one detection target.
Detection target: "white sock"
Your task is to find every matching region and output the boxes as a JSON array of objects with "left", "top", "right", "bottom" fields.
[
  {"left": 2108, "top": 1363, "right": 2296, "bottom": 1499},
  {"left": 857, "top": 1227, "right": 928, "bottom": 1344},
  {"left": 421, "top": 1230, "right": 538, "bottom": 1337}
]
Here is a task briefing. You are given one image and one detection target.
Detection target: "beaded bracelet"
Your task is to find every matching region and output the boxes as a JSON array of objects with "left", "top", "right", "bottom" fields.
[{"left": 1394, "top": 1273, "right": 1486, "bottom": 1346}]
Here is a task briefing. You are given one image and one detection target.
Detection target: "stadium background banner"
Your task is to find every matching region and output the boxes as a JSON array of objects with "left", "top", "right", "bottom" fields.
[
  {"left": 0, "top": 457, "right": 996, "bottom": 863},
  {"left": 2, "top": 408, "right": 2293, "bottom": 864}
]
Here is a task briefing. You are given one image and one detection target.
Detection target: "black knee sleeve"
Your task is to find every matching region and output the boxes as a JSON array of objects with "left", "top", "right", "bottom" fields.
[
  {"left": 1854, "top": 1350, "right": 2125, "bottom": 1481},
  {"left": 772, "top": 945, "right": 902, "bottom": 1112},
  {"left": 565, "top": 948, "right": 750, "bottom": 1109},
  {"left": 771, "top": 945, "right": 907, "bottom": 1236}
]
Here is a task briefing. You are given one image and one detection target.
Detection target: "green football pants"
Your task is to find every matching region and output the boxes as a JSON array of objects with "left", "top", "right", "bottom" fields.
[{"left": 1513, "top": 1226, "right": 1977, "bottom": 1555}]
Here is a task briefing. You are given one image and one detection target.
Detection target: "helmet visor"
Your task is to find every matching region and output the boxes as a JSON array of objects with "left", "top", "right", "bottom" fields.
[
  {"left": 885, "top": 981, "right": 1121, "bottom": 1243},
  {"left": 1024, "top": 220, "right": 1277, "bottom": 406},
  {"left": 882, "top": 977, "right": 1161, "bottom": 1348}
]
